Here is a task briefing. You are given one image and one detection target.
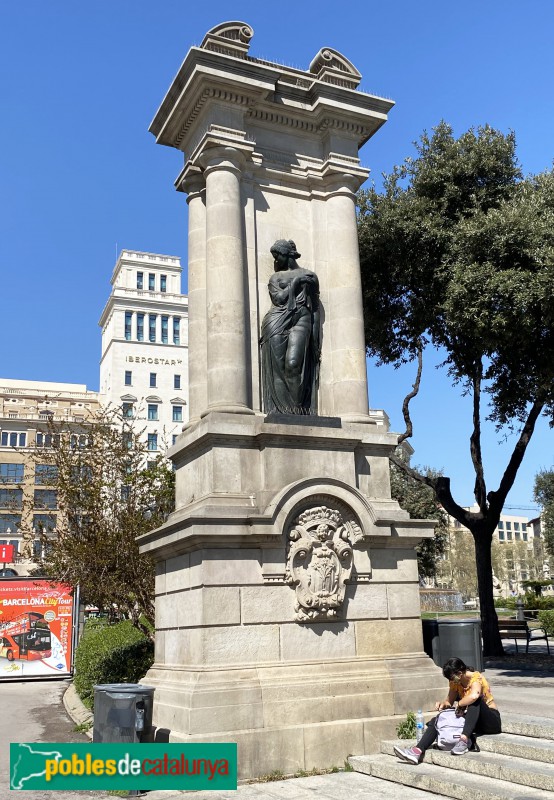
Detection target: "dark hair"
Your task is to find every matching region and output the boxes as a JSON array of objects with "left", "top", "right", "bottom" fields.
[
  {"left": 442, "top": 657, "right": 474, "bottom": 680},
  {"left": 270, "top": 239, "right": 301, "bottom": 260}
]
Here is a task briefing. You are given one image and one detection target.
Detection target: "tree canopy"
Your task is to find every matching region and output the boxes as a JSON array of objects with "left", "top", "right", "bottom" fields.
[
  {"left": 534, "top": 469, "right": 554, "bottom": 562},
  {"left": 32, "top": 408, "right": 174, "bottom": 637},
  {"left": 358, "top": 122, "right": 554, "bottom": 655}
]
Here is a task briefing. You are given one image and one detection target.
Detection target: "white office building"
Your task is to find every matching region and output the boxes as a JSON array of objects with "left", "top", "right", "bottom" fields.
[{"left": 99, "top": 250, "right": 189, "bottom": 453}]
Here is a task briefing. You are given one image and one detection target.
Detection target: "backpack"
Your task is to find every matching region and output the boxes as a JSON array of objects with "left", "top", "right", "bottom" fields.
[{"left": 435, "top": 708, "right": 466, "bottom": 750}]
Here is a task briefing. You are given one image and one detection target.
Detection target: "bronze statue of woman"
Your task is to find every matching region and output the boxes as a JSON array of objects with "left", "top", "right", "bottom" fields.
[{"left": 260, "top": 239, "right": 320, "bottom": 415}]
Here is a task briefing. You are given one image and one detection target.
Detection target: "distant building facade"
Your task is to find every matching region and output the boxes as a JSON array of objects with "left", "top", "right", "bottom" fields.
[
  {"left": 438, "top": 504, "right": 552, "bottom": 597},
  {"left": 0, "top": 379, "right": 100, "bottom": 574},
  {"left": 99, "top": 250, "right": 189, "bottom": 452}
]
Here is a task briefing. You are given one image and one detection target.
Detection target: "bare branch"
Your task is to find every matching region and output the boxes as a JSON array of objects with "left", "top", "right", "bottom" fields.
[
  {"left": 487, "top": 399, "right": 544, "bottom": 515},
  {"left": 469, "top": 361, "right": 487, "bottom": 513},
  {"left": 397, "top": 345, "right": 423, "bottom": 445},
  {"left": 390, "top": 454, "right": 478, "bottom": 528}
]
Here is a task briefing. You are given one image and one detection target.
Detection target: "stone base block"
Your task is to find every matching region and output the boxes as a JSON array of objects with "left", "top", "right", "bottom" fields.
[{"left": 145, "top": 654, "right": 443, "bottom": 779}]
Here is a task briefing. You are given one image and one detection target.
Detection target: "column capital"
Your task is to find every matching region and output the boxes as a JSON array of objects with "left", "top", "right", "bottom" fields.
[
  {"left": 321, "top": 158, "right": 369, "bottom": 197},
  {"left": 199, "top": 144, "right": 251, "bottom": 176},
  {"left": 177, "top": 166, "right": 205, "bottom": 199}
]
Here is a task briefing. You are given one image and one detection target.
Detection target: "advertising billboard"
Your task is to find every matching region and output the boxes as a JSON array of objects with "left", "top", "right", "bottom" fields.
[{"left": 0, "top": 579, "right": 78, "bottom": 680}]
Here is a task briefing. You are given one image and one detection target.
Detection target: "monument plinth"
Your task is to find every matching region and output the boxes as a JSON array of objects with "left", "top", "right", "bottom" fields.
[{"left": 140, "top": 21, "right": 442, "bottom": 778}]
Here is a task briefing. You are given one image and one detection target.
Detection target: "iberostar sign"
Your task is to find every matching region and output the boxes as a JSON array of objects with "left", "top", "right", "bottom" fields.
[{"left": 10, "top": 743, "right": 237, "bottom": 791}]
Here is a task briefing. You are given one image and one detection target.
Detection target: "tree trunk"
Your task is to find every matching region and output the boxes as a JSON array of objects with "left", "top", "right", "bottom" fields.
[{"left": 472, "top": 528, "right": 504, "bottom": 656}]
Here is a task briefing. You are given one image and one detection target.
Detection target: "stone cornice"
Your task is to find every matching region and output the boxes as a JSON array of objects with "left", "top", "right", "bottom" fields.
[{"left": 149, "top": 44, "right": 394, "bottom": 153}]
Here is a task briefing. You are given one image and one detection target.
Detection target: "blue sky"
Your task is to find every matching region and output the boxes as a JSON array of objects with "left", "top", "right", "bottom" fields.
[{"left": 2, "top": 1, "right": 553, "bottom": 512}]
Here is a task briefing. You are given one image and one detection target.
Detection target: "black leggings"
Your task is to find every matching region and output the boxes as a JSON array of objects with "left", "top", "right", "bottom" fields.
[{"left": 418, "top": 698, "right": 501, "bottom": 752}]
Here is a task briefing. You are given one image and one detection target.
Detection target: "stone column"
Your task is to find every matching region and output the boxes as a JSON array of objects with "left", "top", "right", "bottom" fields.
[
  {"left": 201, "top": 146, "right": 252, "bottom": 415},
  {"left": 183, "top": 173, "right": 207, "bottom": 425},
  {"left": 325, "top": 174, "right": 370, "bottom": 421}
]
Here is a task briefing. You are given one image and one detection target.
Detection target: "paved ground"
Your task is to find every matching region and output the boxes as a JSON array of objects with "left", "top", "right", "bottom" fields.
[
  {"left": 1, "top": 642, "right": 552, "bottom": 800},
  {"left": 0, "top": 678, "right": 112, "bottom": 800}
]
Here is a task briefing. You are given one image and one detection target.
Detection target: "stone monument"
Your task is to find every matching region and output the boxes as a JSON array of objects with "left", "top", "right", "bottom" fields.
[{"left": 139, "top": 21, "right": 442, "bottom": 779}]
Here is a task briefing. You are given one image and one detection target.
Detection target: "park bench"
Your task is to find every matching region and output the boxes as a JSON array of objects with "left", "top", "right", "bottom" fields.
[{"left": 498, "top": 618, "right": 550, "bottom": 654}]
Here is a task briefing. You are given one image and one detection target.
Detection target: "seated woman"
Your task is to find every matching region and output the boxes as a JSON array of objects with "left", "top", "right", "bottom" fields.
[{"left": 394, "top": 656, "right": 502, "bottom": 763}]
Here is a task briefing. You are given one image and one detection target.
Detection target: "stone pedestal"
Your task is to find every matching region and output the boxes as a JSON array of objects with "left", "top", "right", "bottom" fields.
[{"left": 141, "top": 22, "right": 443, "bottom": 779}]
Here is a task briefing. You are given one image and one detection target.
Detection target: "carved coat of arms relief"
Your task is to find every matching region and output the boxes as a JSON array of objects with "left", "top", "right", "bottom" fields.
[{"left": 284, "top": 505, "right": 364, "bottom": 622}]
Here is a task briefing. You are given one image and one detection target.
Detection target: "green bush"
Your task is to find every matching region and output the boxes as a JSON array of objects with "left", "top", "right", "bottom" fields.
[
  {"left": 494, "top": 595, "right": 554, "bottom": 612},
  {"left": 74, "top": 620, "right": 154, "bottom": 709},
  {"left": 538, "top": 610, "right": 554, "bottom": 637},
  {"left": 494, "top": 597, "right": 516, "bottom": 609},
  {"left": 526, "top": 595, "right": 554, "bottom": 611},
  {"left": 396, "top": 711, "right": 416, "bottom": 739}
]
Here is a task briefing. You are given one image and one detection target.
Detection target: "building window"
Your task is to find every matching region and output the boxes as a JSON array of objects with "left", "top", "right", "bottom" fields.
[
  {"left": 149, "top": 373, "right": 157, "bottom": 388},
  {"left": 161, "top": 315, "right": 168, "bottom": 344},
  {"left": 173, "top": 317, "right": 180, "bottom": 345},
  {"left": 125, "top": 370, "right": 132, "bottom": 386},
  {"left": 515, "top": 532, "right": 521, "bottom": 540},
  {"left": 35, "top": 433, "right": 60, "bottom": 448},
  {"left": 33, "top": 514, "right": 56, "bottom": 532},
  {"left": 0, "top": 515, "right": 21, "bottom": 534},
  {"left": 149, "top": 314, "right": 156, "bottom": 343},
  {"left": 148, "top": 404, "right": 158, "bottom": 421},
  {"left": 160, "top": 275, "right": 167, "bottom": 292},
  {"left": 523, "top": 532, "right": 528, "bottom": 541},
  {"left": 34, "top": 489, "right": 57, "bottom": 509},
  {"left": 123, "top": 432, "right": 132, "bottom": 450},
  {"left": 137, "top": 313, "right": 144, "bottom": 342},
  {"left": 125, "top": 311, "right": 132, "bottom": 341},
  {"left": 514, "top": 522, "right": 520, "bottom": 531},
  {"left": 507, "top": 531, "right": 513, "bottom": 540},
  {"left": 148, "top": 273, "right": 155, "bottom": 291},
  {"left": 0, "top": 488, "right": 23, "bottom": 508},
  {"left": 506, "top": 521, "right": 512, "bottom": 530},
  {"left": 498, "top": 521, "right": 504, "bottom": 529},
  {"left": 122, "top": 402, "right": 134, "bottom": 419},
  {"left": 1, "top": 432, "right": 26, "bottom": 448},
  {"left": 70, "top": 434, "right": 88, "bottom": 449},
  {"left": 137, "top": 271, "right": 143, "bottom": 289},
  {"left": 0, "top": 463, "right": 24, "bottom": 483},
  {"left": 147, "top": 433, "right": 158, "bottom": 452},
  {"left": 174, "top": 375, "right": 181, "bottom": 390},
  {"left": 172, "top": 406, "right": 183, "bottom": 422},
  {"left": 498, "top": 531, "right": 505, "bottom": 541},
  {"left": 35, "top": 465, "right": 58, "bottom": 485},
  {"left": 172, "top": 434, "right": 178, "bottom": 446}
]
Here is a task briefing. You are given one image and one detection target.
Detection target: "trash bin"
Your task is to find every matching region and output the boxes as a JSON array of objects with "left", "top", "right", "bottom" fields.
[
  {"left": 437, "top": 618, "right": 483, "bottom": 672},
  {"left": 93, "top": 683, "right": 155, "bottom": 744},
  {"left": 422, "top": 618, "right": 440, "bottom": 666}
]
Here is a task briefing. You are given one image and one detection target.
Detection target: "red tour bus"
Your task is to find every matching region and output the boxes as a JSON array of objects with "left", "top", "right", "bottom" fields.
[{"left": 0, "top": 611, "right": 52, "bottom": 661}]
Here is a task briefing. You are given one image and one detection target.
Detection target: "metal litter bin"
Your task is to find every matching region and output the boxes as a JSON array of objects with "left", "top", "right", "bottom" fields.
[
  {"left": 93, "top": 683, "right": 155, "bottom": 744},
  {"left": 437, "top": 618, "right": 483, "bottom": 672},
  {"left": 422, "top": 618, "right": 440, "bottom": 666}
]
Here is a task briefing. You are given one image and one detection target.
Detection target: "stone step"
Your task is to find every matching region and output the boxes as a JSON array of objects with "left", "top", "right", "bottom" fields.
[
  {"left": 478, "top": 731, "right": 554, "bottom": 764},
  {"left": 379, "top": 740, "right": 554, "bottom": 792},
  {"left": 501, "top": 713, "right": 554, "bottom": 740},
  {"left": 349, "top": 753, "right": 554, "bottom": 800}
]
